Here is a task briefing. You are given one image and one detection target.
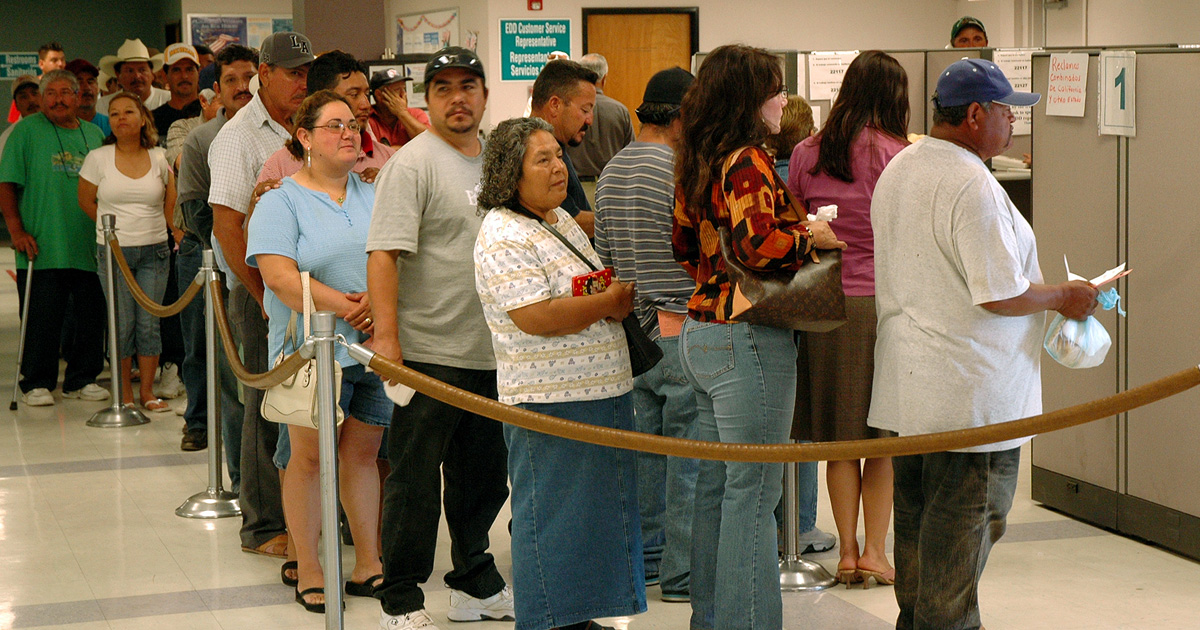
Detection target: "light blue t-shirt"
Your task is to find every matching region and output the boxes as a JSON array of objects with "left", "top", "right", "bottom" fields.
[
  {"left": 246, "top": 176, "right": 374, "bottom": 367},
  {"left": 90, "top": 113, "right": 112, "bottom": 138}
]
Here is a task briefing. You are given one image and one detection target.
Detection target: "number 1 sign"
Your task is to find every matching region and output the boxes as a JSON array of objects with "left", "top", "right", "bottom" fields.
[{"left": 1099, "top": 51, "right": 1136, "bottom": 137}]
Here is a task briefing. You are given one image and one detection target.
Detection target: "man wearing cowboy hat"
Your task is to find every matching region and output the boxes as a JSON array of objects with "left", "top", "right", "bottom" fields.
[{"left": 98, "top": 39, "right": 170, "bottom": 113}]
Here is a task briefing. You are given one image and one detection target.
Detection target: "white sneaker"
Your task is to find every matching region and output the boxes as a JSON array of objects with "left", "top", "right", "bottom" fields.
[
  {"left": 381, "top": 608, "right": 441, "bottom": 630},
  {"left": 21, "top": 388, "right": 54, "bottom": 407},
  {"left": 797, "top": 527, "right": 837, "bottom": 554},
  {"left": 448, "top": 585, "right": 515, "bottom": 622},
  {"left": 153, "top": 362, "right": 186, "bottom": 399},
  {"left": 62, "top": 383, "right": 111, "bottom": 401}
]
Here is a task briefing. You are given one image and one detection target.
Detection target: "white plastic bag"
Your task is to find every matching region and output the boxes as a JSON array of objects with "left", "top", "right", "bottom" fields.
[{"left": 1042, "top": 257, "right": 1128, "bottom": 369}]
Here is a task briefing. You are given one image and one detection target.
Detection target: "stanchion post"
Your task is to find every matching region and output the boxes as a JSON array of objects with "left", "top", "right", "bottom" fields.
[
  {"left": 9, "top": 259, "right": 35, "bottom": 411},
  {"left": 779, "top": 457, "right": 836, "bottom": 591},
  {"left": 312, "top": 311, "right": 344, "bottom": 628},
  {"left": 87, "top": 215, "right": 150, "bottom": 428},
  {"left": 176, "top": 249, "right": 241, "bottom": 519}
]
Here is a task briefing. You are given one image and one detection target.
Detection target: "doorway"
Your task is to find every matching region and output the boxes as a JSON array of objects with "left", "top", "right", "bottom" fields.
[{"left": 582, "top": 8, "right": 699, "bottom": 133}]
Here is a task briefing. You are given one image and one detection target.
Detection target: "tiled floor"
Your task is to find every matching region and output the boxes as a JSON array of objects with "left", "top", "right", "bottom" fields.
[{"left": 3, "top": 248, "right": 1200, "bottom": 629}]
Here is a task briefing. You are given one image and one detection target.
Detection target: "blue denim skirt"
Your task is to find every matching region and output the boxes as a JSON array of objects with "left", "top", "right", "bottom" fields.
[{"left": 508, "top": 393, "right": 647, "bottom": 630}]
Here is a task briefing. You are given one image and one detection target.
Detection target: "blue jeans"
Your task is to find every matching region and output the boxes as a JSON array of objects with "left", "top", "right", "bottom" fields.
[
  {"left": 177, "top": 234, "right": 243, "bottom": 488},
  {"left": 633, "top": 336, "right": 699, "bottom": 595},
  {"left": 680, "top": 320, "right": 796, "bottom": 630},
  {"left": 892, "top": 448, "right": 1020, "bottom": 630},
  {"left": 96, "top": 241, "right": 169, "bottom": 358},
  {"left": 509, "top": 394, "right": 646, "bottom": 630}
]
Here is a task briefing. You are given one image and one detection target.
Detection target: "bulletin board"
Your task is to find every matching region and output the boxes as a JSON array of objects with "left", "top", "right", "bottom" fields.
[
  {"left": 186, "top": 14, "right": 294, "bottom": 51},
  {"left": 396, "top": 8, "right": 460, "bottom": 55}
]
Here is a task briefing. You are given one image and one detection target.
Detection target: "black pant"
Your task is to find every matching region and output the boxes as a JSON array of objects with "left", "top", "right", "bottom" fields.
[
  {"left": 228, "top": 282, "right": 285, "bottom": 548},
  {"left": 16, "top": 268, "right": 106, "bottom": 393},
  {"left": 376, "top": 361, "right": 509, "bottom": 616},
  {"left": 159, "top": 245, "right": 185, "bottom": 367}
]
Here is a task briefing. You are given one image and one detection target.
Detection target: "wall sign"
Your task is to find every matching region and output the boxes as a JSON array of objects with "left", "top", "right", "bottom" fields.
[
  {"left": 1046, "top": 52, "right": 1088, "bottom": 117},
  {"left": 0, "top": 53, "right": 39, "bottom": 80},
  {"left": 992, "top": 49, "right": 1040, "bottom": 136},
  {"left": 807, "top": 51, "right": 858, "bottom": 101},
  {"left": 396, "top": 8, "right": 460, "bottom": 55},
  {"left": 186, "top": 15, "right": 293, "bottom": 51},
  {"left": 499, "top": 19, "right": 570, "bottom": 81},
  {"left": 1098, "top": 51, "right": 1135, "bottom": 136}
]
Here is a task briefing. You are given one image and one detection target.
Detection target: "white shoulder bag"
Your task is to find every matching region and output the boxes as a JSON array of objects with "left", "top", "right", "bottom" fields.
[{"left": 260, "top": 271, "right": 344, "bottom": 427}]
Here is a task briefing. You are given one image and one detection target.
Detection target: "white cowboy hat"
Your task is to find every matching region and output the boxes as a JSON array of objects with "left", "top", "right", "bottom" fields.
[{"left": 99, "top": 39, "right": 164, "bottom": 77}]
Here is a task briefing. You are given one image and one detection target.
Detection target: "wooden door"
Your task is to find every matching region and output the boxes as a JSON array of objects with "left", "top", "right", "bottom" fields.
[{"left": 584, "top": 10, "right": 697, "bottom": 133}]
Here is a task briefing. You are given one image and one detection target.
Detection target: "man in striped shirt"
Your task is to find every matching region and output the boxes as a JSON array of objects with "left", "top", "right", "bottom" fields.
[{"left": 593, "top": 67, "right": 698, "bottom": 604}]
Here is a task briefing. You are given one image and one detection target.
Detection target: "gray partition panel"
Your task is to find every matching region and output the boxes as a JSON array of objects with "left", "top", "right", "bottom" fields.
[
  {"left": 1029, "top": 54, "right": 1121, "bottom": 491},
  {"left": 925, "top": 49, "right": 980, "bottom": 130},
  {"left": 1125, "top": 52, "right": 1200, "bottom": 516},
  {"left": 887, "top": 51, "right": 927, "bottom": 135}
]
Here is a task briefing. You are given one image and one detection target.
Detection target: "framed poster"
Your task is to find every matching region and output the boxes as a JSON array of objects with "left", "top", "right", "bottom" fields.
[
  {"left": 186, "top": 14, "right": 293, "bottom": 51},
  {"left": 396, "top": 8, "right": 460, "bottom": 55},
  {"left": 366, "top": 60, "right": 428, "bottom": 110}
]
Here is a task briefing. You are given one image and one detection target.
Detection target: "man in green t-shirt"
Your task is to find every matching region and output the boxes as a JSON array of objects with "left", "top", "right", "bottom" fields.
[{"left": 0, "top": 70, "right": 110, "bottom": 407}]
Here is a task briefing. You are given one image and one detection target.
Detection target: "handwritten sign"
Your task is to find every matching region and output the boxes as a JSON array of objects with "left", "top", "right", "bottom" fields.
[
  {"left": 808, "top": 51, "right": 858, "bottom": 101},
  {"left": 1046, "top": 53, "right": 1088, "bottom": 117},
  {"left": 1098, "top": 51, "right": 1135, "bottom": 137},
  {"left": 993, "top": 49, "right": 1039, "bottom": 135}
]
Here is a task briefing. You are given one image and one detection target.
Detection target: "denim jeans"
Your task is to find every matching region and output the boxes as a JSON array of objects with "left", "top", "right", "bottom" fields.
[
  {"left": 177, "top": 234, "right": 243, "bottom": 488},
  {"left": 510, "top": 394, "right": 646, "bottom": 630},
  {"left": 96, "top": 241, "right": 170, "bottom": 358},
  {"left": 892, "top": 448, "right": 1021, "bottom": 630},
  {"left": 376, "top": 362, "right": 509, "bottom": 616},
  {"left": 633, "top": 336, "right": 699, "bottom": 595},
  {"left": 680, "top": 320, "right": 796, "bottom": 630}
]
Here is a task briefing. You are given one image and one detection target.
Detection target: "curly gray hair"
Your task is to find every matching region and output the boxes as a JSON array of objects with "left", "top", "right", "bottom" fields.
[{"left": 477, "top": 117, "right": 554, "bottom": 214}]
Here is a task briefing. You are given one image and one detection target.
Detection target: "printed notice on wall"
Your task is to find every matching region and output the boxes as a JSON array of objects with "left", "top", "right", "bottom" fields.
[
  {"left": 1046, "top": 53, "right": 1088, "bottom": 117},
  {"left": 808, "top": 51, "right": 858, "bottom": 101},
  {"left": 1098, "top": 51, "right": 1136, "bottom": 137},
  {"left": 993, "top": 49, "right": 1039, "bottom": 135}
]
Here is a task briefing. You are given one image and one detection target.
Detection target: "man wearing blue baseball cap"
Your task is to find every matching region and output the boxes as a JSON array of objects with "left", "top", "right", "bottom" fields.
[{"left": 867, "top": 58, "right": 1098, "bottom": 629}]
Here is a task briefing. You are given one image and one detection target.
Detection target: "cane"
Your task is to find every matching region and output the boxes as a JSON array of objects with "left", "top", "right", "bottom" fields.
[{"left": 9, "top": 259, "right": 35, "bottom": 411}]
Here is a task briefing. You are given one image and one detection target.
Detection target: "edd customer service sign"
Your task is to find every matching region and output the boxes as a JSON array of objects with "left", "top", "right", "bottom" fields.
[{"left": 500, "top": 19, "right": 570, "bottom": 81}]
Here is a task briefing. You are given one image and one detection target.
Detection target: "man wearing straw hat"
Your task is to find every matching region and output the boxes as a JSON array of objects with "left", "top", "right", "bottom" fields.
[{"left": 98, "top": 38, "right": 170, "bottom": 113}]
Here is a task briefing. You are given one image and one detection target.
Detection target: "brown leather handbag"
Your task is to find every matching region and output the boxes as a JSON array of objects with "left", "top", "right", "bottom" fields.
[{"left": 717, "top": 150, "right": 847, "bottom": 332}]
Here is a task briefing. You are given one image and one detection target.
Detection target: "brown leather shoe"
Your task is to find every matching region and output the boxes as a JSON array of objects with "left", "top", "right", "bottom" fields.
[{"left": 241, "top": 532, "right": 289, "bottom": 558}]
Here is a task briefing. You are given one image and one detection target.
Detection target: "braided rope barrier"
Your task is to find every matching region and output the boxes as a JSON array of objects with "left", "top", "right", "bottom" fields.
[
  {"left": 364, "top": 350, "right": 1200, "bottom": 463},
  {"left": 107, "top": 235, "right": 204, "bottom": 318},
  {"left": 208, "top": 279, "right": 308, "bottom": 389}
]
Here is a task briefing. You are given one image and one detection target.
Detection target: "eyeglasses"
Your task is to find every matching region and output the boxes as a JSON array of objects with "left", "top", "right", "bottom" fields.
[
  {"left": 779, "top": 86, "right": 789, "bottom": 99},
  {"left": 310, "top": 120, "right": 362, "bottom": 134}
]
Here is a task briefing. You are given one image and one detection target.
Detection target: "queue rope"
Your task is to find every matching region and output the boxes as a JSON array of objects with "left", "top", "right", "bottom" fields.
[
  {"left": 108, "top": 235, "right": 204, "bottom": 318},
  {"left": 365, "top": 352, "right": 1200, "bottom": 463},
  {"left": 208, "top": 279, "right": 309, "bottom": 389}
]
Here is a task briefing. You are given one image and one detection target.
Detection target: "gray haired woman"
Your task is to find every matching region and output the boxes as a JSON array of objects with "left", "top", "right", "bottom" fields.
[{"left": 473, "top": 117, "right": 644, "bottom": 630}]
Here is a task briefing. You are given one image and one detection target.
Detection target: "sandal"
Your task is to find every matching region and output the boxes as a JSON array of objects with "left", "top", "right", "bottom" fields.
[
  {"left": 143, "top": 398, "right": 171, "bottom": 412},
  {"left": 280, "top": 560, "right": 298, "bottom": 587},
  {"left": 241, "top": 532, "right": 289, "bottom": 558},
  {"left": 345, "top": 573, "right": 383, "bottom": 597},
  {"left": 295, "top": 587, "right": 326, "bottom": 614},
  {"left": 859, "top": 568, "right": 896, "bottom": 589}
]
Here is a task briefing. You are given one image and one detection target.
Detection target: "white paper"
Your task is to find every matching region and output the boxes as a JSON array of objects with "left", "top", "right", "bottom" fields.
[
  {"left": 1063, "top": 255, "right": 1128, "bottom": 285},
  {"left": 810, "top": 104, "right": 822, "bottom": 131},
  {"left": 1098, "top": 51, "right": 1136, "bottom": 137},
  {"left": 384, "top": 382, "right": 417, "bottom": 407},
  {"left": 1046, "top": 53, "right": 1088, "bottom": 117},
  {"left": 807, "top": 51, "right": 858, "bottom": 101},
  {"left": 992, "top": 49, "right": 1039, "bottom": 135}
]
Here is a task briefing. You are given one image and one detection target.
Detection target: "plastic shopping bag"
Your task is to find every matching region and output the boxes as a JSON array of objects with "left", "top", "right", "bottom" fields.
[{"left": 1043, "top": 258, "right": 1128, "bottom": 369}]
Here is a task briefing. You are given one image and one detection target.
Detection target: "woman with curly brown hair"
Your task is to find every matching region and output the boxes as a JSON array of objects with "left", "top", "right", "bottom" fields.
[{"left": 672, "top": 45, "right": 844, "bottom": 630}]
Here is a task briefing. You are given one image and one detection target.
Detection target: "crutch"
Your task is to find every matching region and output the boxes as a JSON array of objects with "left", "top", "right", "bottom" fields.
[{"left": 9, "top": 259, "right": 35, "bottom": 411}]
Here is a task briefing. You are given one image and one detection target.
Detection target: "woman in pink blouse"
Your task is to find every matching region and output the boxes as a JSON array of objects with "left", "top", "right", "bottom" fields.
[{"left": 787, "top": 50, "right": 910, "bottom": 588}]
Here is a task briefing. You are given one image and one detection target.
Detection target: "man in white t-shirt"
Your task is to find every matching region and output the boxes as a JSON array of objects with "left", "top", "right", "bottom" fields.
[
  {"left": 869, "top": 58, "right": 1098, "bottom": 630},
  {"left": 366, "top": 47, "right": 513, "bottom": 630}
]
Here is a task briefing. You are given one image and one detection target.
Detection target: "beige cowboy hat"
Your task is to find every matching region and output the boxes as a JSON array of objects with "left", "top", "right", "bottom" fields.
[{"left": 99, "top": 39, "right": 164, "bottom": 77}]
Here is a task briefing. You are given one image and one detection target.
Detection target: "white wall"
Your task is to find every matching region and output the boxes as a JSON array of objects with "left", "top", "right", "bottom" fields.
[{"left": 956, "top": 0, "right": 1020, "bottom": 48}]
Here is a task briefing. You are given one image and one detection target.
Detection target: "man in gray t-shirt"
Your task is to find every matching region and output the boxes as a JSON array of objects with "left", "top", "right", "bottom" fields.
[{"left": 366, "top": 47, "right": 513, "bottom": 628}]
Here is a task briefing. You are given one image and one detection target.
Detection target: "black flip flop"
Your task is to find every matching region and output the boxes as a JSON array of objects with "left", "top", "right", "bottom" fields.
[
  {"left": 280, "top": 561, "right": 298, "bottom": 587},
  {"left": 345, "top": 573, "right": 383, "bottom": 597},
  {"left": 296, "top": 587, "right": 326, "bottom": 614}
]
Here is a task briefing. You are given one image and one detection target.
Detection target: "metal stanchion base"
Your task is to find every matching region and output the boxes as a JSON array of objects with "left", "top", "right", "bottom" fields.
[
  {"left": 779, "top": 556, "right": 837, "bottom": 592},
  {"left": 86, "top": 404, "right": 151, "bottom": 428},
  {"left": 176, "top": 489, "right": 242, "bottom": 519}
]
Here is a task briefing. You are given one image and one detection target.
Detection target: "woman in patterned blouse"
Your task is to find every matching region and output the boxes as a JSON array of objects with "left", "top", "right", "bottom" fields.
[{"left": 672, "top": 44, "right": 845, "bottom": 630}]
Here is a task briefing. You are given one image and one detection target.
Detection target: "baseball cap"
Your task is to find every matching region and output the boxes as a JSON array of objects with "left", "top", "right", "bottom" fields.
[
  {"left": 370, "top": 67, "right": 412, "bottom": 93},
  {"left": 11, "top": 75, "right": 38, "bottom": 97},
  {"left": 260, "top": 32, "right": 315, "bottom": 69},
  {"left": 951, "top": 16, "right": 987, "bottom": 42},
  {"left": 641, "top": 67, "right": 693, "bottom": 107},
  {"left": 163, "top": 43, "right": 200, "bottom": 68},
  {"left": 424, "top": 47, "right": 485, "bottom": 86},
  {"left": 935, "top": 58, "right": 1040, "bottom": 108},
  {"left": 65, "top": 58, "right": 100, "bottom": 78}
]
